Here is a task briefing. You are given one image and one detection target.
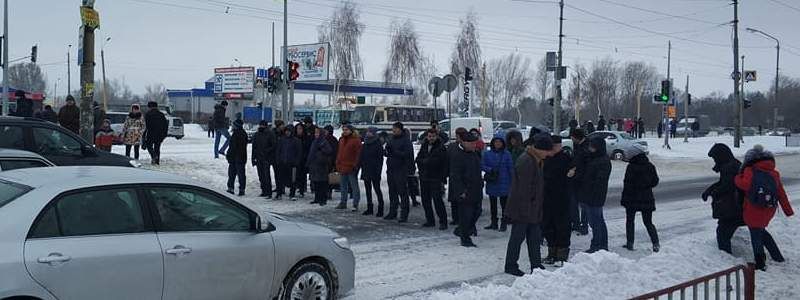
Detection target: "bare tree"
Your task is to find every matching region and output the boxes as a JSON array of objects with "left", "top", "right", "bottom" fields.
[
  {"left": 485, "top": 52, "right": 532, "bottom": 123},
  {"left": 618, "top": 61, "right": 659, "bottom": 118},
  {"left": 584, "top": 57, "right": 618, "bottom": 120},
  {"left": 567, "top": 62, "right": 588, "bottom": 122},
  {"left": 449, "top": 9, "right": 482, "bottom": 115},
  {"left": 533, "top": 57, "right": 552, "bottom": 103},
  {"left": 8, "top": 62, "right": 47, "bottom": 92},
  {"left": 318, "top": 0, "right": 365, "bottom": 98},
  {"left": 143, "top": 84, "right": 167, "bottom": 105},
  {"left": 383, "top": 19, "right": 423, "bottom": 104}
]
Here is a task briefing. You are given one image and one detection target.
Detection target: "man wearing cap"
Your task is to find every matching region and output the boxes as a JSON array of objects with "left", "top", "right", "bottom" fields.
[
  {"left": 58, "top": 95, "right": 81, "bottom": 134},
  {"left": 504, "top": 133, "right": 552, "bottom": 276},
  {"left": 252, "top": 120, "right": 277, "bottom": 198},
  {"left": 449, "top": 132, "right": 484, "bottom": 247}
]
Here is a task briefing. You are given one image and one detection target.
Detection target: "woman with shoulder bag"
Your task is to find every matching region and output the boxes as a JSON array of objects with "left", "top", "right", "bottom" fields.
[{"left": 482, "top": 136, "right": 514, "bottom": 231}]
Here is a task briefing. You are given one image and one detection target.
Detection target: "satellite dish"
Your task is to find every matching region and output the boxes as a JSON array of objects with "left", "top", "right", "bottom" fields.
[
  {"left": 428, "top": 76, "right": 444, "bottom": 97},
  {"left": 442, "top": 74, "right": 458, "bottom": 92}
]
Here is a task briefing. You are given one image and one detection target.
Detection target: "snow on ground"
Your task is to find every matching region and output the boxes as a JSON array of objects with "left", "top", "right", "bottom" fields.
[{"left": 643, "top": 135, "right": 799, "bottom": 159}]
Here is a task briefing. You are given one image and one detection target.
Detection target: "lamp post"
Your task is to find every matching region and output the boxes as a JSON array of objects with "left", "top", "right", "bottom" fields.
[
  {"left": 101, "top": 36, "right": 110, "bottom": 111},
  {"left": 745, "top": 27, "right": 780, "bottom": 129}
]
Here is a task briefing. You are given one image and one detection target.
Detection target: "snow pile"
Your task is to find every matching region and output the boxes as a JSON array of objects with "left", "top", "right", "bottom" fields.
[
  {"left": 428, "top": 208, "right": 799, "bottom": 300},
  {"left": 644, "top": 135, "right": 799, "bottom": 159}
]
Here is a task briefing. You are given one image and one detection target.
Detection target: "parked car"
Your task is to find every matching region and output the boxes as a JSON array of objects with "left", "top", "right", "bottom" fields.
[
  {"left": 562, "top": 131, "right": 648, "bottom": 161},
  {"left": 0, "top": 148, "right": 55, "bottom": 171},
  {"left": 0, "top": 166, "right": 355, "bottom": 300},
  {"left": 767, "top": 127, "right": 791, "bottom": 137},
  {"left": 417, "top": 117, "right": 493, "bottom": 143},
  {"left": 167, "top": 116, "right": 185, "bottom": 140},
  {"left": 0, "top": 117, "right": 141, "bottom": 167}
]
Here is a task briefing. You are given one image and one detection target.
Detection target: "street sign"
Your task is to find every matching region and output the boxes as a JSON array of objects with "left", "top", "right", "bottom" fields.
[
  {"left": 213, "top": 66, "right": 255, "bottom": 100},
  {"left": 442, "top": 74, "right": 457, "bottom": 92},
  {"left": 555, "top": 66, "right": 567, "bottom": 80},
  {"left": 744, "top": 70, "right": 757, "bottom": 82},
  {"left": 667, "top": 105, "right": 677, "bottom": 118},
  {"left": 546, "top": 52, "right": 557, "bottom": 71},
  {"left": 428, "top": 76, "right": 443, "bottom": 97},
  {"left": 80, "top": 6, "right": 100, "bottom": 28}
]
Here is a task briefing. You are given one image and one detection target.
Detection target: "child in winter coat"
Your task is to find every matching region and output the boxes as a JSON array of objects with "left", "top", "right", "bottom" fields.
[
  {"left": 620, "top": 144, "right": 660, "bottom": 252},
  {"left": 734, "top": 144, "right": 794, "bottom": 271},
  {"left": 94, "top": 119, "right": 115, "bottom": 152}
]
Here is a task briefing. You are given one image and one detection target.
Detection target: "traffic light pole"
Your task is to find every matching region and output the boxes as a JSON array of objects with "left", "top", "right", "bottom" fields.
[
  {"left": 2, "top": 0, "right": 8, "bottom": 116},
  {"left": 663, "top": 41, "right": 671, "bottom": 150},
  {"left": 684, "top": 75, "right": 689, "bottom": 143},
  {"left": 732, "top": 0, "right": 742, "bottom": 148},
  {"left": 79, "top": 5, "right": 97, "bottom": 143},
  {"left": 281, "top": 0, "right": 288, "bottom": 122},
  {"left": 553, "top": 0, "right": 565, "bottom": 132},
  {"left": 741, "top": 55, "right": 745, "bottom": 141}
]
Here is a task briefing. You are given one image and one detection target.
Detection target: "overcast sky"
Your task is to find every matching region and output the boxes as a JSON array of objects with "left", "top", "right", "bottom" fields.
[{"left": 4, "top": 0, "right": 799, "bottom": 98}]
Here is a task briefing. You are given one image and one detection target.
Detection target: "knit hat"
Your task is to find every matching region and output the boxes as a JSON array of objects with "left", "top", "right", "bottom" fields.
[
  {"left": 259, "top": 120, "right": 269, "bottom": 127},
  {"left": 533, "top": 133, "right": 553, "bottom": 151},
  {"left": 367, "top": 126, "right": 378, "bottom": 134},
  {"left": 233, "top": 119, "right": 244, "bottom": 129},
  {"left": 550, "top": 135, "right": 563, "bottom": 144},
  {"left": 462, "top": 132, "right": 479, "bottom": 142},
  {"left": 744, "top": 144, "right": 774, "bottom": 165}
]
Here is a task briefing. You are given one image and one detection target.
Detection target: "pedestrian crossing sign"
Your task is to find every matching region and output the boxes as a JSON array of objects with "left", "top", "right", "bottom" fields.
[{"left": 744, "top": 70, "right": 757, "bottom": 82}]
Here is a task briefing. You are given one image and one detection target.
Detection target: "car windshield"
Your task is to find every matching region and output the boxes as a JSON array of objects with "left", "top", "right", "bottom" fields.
[
  {"left": 0, "top": 179, "right": 32, "bottom": 208},
  {"left": 620, "top": 133, "right": 636, "bottom": 140},
  {"left": 106, "top": 113, "right": 128, "bottom": 124},
  {"left": 352, "top": 106, "right": 375, "bottom": 124}
]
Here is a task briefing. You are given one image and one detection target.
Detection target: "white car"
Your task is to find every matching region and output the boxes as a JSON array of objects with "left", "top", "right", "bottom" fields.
[{"left": 0, "top": 166, "right": 354, "bottom": 300}]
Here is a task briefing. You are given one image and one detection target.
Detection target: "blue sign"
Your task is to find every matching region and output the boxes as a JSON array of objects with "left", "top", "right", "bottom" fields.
[
  {"left": 256, "top": 68, "right": 268, "bottom": 79},
  {"left": 243, "top": 107, "right": 273, "bottom": 124}
]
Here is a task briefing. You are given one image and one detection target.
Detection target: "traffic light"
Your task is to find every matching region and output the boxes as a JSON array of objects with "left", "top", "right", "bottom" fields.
[
  {"left": 30, "top": 45, "right": 37, "bottom": 63},
  {"left": 547, "top": 98, "right": 554, "bottom": 106},
  {"left": 659, "top": 80, "right": 670, "bottom": 102},
  {"left": 267, "top": 67, "right": 277, "bottom": 93},
  {"left": 288, "top": 61, "right": 300, "bottom": 81},
  {"left": 687, "top": 93, "right": 692, "bottom": 106},
  {"left": 744, "top": 98, "right": 752, "bottom": 109}
]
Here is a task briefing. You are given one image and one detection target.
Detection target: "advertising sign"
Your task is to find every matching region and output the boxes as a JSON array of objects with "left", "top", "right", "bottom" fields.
[
  {"left": 80, "top": 6, "right": 100, "bottom": 28},
  {"left": 214, "top": 67, "right": 255, "bottom": 100},
  {"left": 283, "top": 43, "right": 330, "bottom": 82}
]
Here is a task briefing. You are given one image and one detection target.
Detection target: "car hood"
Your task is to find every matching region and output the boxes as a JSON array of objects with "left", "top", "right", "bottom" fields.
[{"left": 267, "top": 212, "right": 338, "bottom": 237}]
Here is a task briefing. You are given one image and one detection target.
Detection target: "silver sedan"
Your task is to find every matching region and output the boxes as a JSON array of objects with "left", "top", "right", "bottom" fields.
[
  {"left": 0, "top": 166, "right": 354, "bottom": 300},
  {"left": 561, "top": 131, "right": 648, "bottom": 161}
]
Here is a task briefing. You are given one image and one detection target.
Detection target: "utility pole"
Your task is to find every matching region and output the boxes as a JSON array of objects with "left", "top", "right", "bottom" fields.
[
  {"left": 575, "top": 71, "right": 581, "bottom": 123},
  {"left": 553, "top": 0, "right": 565, "bottom": 132},
  {"left": 281, "top": 0, "right": 289, "bottom": 121},
  {"left": 79, "top": 2, "right": 97, "bottom": 143},
  {"left": 101, "top": 37, "right": 109, "bottom": 111},
  {"left": 53, "top": 78, "right": 59, "bottom": 108},
  {"left": 67, "top": 45, "right": 72, "bottom": 97},
  {"left": 732, "top": 0, "right": 742, "bottom": 148},
  {"left": 481, "top": 63, "right": 487, "bottom": 118},
  {"left": 741, "top": 55, "right": 745, "bottom": 141},
  {"left": 663, "top": 40, "right": 671, "bottom": 149},
  {"left": 2, "top": 0, "right": 9, "bottom": 116},
  {"left": 683, "top": 75, "right": 690, "bottom": 143}
]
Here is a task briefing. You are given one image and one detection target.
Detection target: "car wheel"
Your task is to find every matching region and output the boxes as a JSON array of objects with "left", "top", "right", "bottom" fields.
[
  {"left": 280, "top": 262, "right": 334, "bottom": 300},
  {"left": 612, "top": 150, "right": 625, "bottom": 161}
]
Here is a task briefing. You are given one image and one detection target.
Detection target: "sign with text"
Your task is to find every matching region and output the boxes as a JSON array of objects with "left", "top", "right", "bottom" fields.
[
  {"left": 214, "top": 66, "right": 255, "bottom": 100},
  {"left": 283, "top": 43, "right": 330, "bottom": 82}
]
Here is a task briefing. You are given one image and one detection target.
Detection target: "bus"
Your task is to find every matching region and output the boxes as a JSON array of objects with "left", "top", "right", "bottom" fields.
[
  {"left": 315, "top": 108, "right": 353, "bottom": 128},
  {"left": 350, "top": 104, "right": 446, "bottom": 135}
]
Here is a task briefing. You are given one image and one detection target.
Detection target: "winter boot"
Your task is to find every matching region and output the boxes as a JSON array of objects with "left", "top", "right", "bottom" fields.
[
  {"left": 755, "top": 253, "right": 767, "bottom": 271},
  {"left": 375, "top": 205, "right": 385, "bottom": 218},
  {"left": 335, "top": 203, "right": 347, "bottom": 209},
  {"left": 383, "top": 211, "right": 397, "bottom": 220},
  {"left": 623, "top": 243, "right": 635, "bottom": 251},
  {"left": 362, "top": 205, "right": 374, "bottom": 216},
  {"left": 460, "top": 237, "right": 477, "bottom": 248},
  {"left": 504, "top": 268, "right": 525, "bottom": 277},
  {"left": 484, "top": 219, "right": 498, "bottom": 230},
  {"left": 499, "top": 220, "right": 508, "bottom": 232},
  {"left": 653, "top": 244, "right": 660, "bottom": 253},
  {"left": 555, "top": 248, "right": 570, "bottom": 267},
  {"left": 543, "top": 247, "right": 558, "bottom": 265}
]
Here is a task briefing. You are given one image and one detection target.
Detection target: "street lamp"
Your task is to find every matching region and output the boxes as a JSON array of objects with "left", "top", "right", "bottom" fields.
[
  {"left": 745, "top": 27, "right": 780, "bottom": 128},
  {"left": 233, "top": 58, "right": 241, "bottom": 67},
  {"left": 67, "top": 44, "right": 72, "bottom": 96}
]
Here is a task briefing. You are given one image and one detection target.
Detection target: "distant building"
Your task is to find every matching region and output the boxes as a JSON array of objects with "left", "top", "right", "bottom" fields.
[{"left": 167, "top": 79, "right": 217, "bottom": 123}]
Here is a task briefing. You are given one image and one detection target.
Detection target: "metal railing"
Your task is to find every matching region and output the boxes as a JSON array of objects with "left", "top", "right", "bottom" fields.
[{"left": 630, "top": 264, "right": 755, "bottom": 300}]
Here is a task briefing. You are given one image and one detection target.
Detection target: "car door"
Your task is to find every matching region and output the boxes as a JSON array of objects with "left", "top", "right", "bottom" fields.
[
  {"left": 24, "top": 187, "right": 163, "bottom": 300},
  {"left": 144, "top": 186, "right": 275, "bottom": 300},
  {"left": 29, "top": 126, "right": 89, "bottom": 166}
]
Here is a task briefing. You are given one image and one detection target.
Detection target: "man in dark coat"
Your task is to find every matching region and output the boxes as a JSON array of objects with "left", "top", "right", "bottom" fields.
[
  {"left": 92, "top": 101, "right": 106, "bottom": 134},
  {"left": 703, "top": 143, "right": 746, "bottom": 254},
  {"left": 449, "top": 132, "right": 483, "bottom": 247},
  {"left": 360, "top": 127, "right": 385, "bottom": 216},
  {"left": 585, "top": 121, "right": 595, "bottom": 134},
  {"left": 38, "top": 105, "right": 58, "bottom": 123},
  {"left": 446, "top": 127, "right": 469, "bottom": 225},
  {"left": 637, "top": 117, "right": 646, "bottom": 138},
  {"left": 385, "top": 122, "right": 414, "bottom": 222},
  {"left": 417, "top": 129, "right": 449, "bottom": 230},
  {"left": 275, "top": 126, "right": 302, "bottom": 200},
  {"left": 307, "top": 127, "right": 334, "bottom": 206},
  {"left": 597, "top": 115, "right": 606, "bottom": 131},
  {"left": 579, "top": 136, "right": 612, "bottom": 253},
  {"left": 568, "top": 129, "right": 589, "bottom": 235},
  {"left": 542, "top": 135, "right": 573, "bottom": 266},
  {"left": 13, "top": 90, "right": 33, "bottom": 117},
  {"left": 58, "top": 95, "right": 80, "bottom": 134},
  {"left": 504, "top": 133, "right": 551, "bottom": 276},
  {"left": 657, "top": 120, "right": 664, "bottom": 138},
  {"left": 143, "top": 101, "right": 168, "bottom": 165},
  {"left": 226, "top": 119, "right": 249, "bottom": 196},
  {"left": 213, "top": 101, "right": 230, "bottom": 159},
  {"left": 621, "top": 145, "right": 660, "bottom": 252},
  {"left": 252, "top": 120, "right": 277, "bottom": 198},
  {"left": 568, "top": 118, "right": 579, "bottom": 132}
]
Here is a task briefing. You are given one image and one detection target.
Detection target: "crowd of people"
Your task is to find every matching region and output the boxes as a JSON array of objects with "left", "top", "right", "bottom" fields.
[{"left": 568, "top": 115, "right": 647, "bottom": 138}]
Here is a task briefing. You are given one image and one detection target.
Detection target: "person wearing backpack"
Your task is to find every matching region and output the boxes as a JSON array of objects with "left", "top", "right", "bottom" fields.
[
  {"left": 703, "top": 143, "right": 746, "bottom": 254},
  {"left": 734, "top": 144, "right": 794, "bottom": 271}
]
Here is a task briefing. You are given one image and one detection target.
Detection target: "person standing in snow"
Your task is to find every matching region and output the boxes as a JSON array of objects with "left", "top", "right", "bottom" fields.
[
  {"left": 94, "top": 119, "right": 115, "bottom": 152},
  {"left": 385, "top": 122, "right": 414, "bottom": 222},
  {"left": 657, "top": 121, "right": 664, "bottom": 138},
  {"left": 450, "top": 132, "right": 484, "bottom": 247},
  {"left": 597, "top": 115, "right": 606, "bottom": 131},
  {"left": 621, "top": 144, "right": 661, "bottom": 253},
  {"left": 122, "top": 104, "right": 144, "bottom": 160},
  {"left": 252, "top": 120, "right": 277, "bottom": 198},
  {"left": 307, "top": 127, "right": 334, "bottom": 206},
  {"left": 294, "top": 124, "right": 313, "bottom": 199},
  {"left": 275, "top": 126, "right": 302, "bottom": 200},
  {"left": 703, "top": 143, "right": 746, "bottom": 254},
  {"left": 734, "top": 144, "right": 794, "bottom": 271},
  {"left": 213, "top": 101, "right": 230, "bottom": 158},
  {"left": 226, "top": 119, "right": 249, "bottom": 196},
  {"left": 58, "top": 95, "right": 80, "bottom": 134},
  {"left": 360, "top": 127, "right": 385, "bottom": 216},
  {"left": 447, "top": 127, "right": 469, "bottom": 225},
  {"left": 637, "top": 117, "right": 646, "bottom": 139},
  {"left": 335, "top": 124, "right": 363, "bottom": 211},
  {"left": 506, "top": 130, "right": 525, "bottom": 164},
  {"left": 481, "top": 135, "right": 514, "bottom": 232},
  {"left": 580, "top": 136, "right": 612, "bottom": 253},
  {"left": 143, "top": 101, "right": 168, "bottom": 165},
  {"left": 542, "top": 135, "right": 573, "bottom": 266},
  {"left": 504, "top": 133, "right": 552, "bottom": 276},
  {"left": 568, "top": 129, "right": 590, "bottom": 235},
  {"left": 416, "top": 128, "right": 449, "bottom": 230}
]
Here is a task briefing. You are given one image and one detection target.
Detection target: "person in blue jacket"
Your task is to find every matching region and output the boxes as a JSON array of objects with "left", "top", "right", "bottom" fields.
[{"left": 482, "top": 135, "right": 515, "bottom": 232}]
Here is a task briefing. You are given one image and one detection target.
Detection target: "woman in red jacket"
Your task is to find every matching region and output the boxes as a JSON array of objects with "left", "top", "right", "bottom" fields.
[{"left": 734, "top": 144, "right": 794, "bottom": 271}]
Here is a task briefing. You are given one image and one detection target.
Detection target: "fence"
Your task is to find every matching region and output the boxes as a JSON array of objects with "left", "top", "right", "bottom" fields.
[
  {"left": 787, "top": 135, "right": 800, "bottom": 147},
  {"left": 630, "top": 264, "right": 755, "bottom": 300}
]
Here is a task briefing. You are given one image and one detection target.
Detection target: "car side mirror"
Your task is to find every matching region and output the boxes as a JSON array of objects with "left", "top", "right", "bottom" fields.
[
  {"left": 256, "top": 216, "right": 274, "bottom": 233},
  {"left": 81, "top": 145, "right": 96, "bottom": 156}
]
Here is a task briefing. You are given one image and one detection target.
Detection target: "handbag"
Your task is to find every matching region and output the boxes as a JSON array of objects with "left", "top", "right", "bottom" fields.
[
  {"left": 484, "top": 169, "right": 499, "bottom": 183},
  {"left": 328, "top": 172, "right": 341, "bottom": 185}
]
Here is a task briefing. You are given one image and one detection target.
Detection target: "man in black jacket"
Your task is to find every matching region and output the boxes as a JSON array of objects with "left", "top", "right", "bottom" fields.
[
  {"left": 446, "top": 127, "right": 469, "bottom": 225},
  {"left": 542, "top": 135, "right": 573, "bottom": 266},
  {"left": 417, "top": 129, "right": 449, "bottom": 230},
  {"left": 38, "top": 105, "right": 58, "bottom": 123},
  {"left": 568, "top": 129, "right": 589, "bottom": 235},
  {"left": 385, "top": 122, "right": 414, "bottom": 222},
  {"left": 449, "top": 132, "right": 484, "bottom": 247},
  {"left": 213, "top": 101, "right": 230, "bottom": 159},
  {"left": 579, "top": 137, "right": 612, "bottom": 253},
  {"left": 703, "top": 143, "right": 745, "bottom": 254},
  {"left": 143, "top": 101, "right": 168, "bottom": 165},
  {"left": 227, "top": 119, "right": 249, "bottom": 196},
  {"left": 252, "top": 120, "right": 277, "bottom": 198}
]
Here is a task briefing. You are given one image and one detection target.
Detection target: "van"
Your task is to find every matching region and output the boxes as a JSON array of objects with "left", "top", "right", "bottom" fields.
[
  {"left": 167, "top": 116, "right": 185, "bottom": 139},
  {"left": 438, "top": 117, "right": 493, "bottom": 143}
]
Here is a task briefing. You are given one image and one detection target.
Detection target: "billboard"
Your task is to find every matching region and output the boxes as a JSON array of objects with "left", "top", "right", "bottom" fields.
[
  {"left": 214, "top": 66, "right": 255, "bottom": 100},
  {"left": 284, "top": 43, "right": 330, "bottom": 82}
]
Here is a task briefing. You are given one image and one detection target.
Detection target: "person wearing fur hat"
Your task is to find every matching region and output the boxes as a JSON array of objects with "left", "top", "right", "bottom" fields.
[
  {"left": 703, "top": 143, "right": 746, "bottom": 254},
  {"left": 449, "top": 132, "right": 484, "bottom": 247},
  {"left": 735, "top": 144, "right": 794, "bottom": 271},
  {"left": 226, "top": 119, "right": 249, "bottom": 196},
  {"left": 336, "top": 124, "right": 363, "bottom": 211},
  {"left": 620, "top": 144, "right": 660, "bottom": 253}
]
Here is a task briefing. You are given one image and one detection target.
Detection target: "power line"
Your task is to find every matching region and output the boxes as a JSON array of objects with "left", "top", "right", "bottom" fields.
[
  {"left": 766, "top": 0, "right": 800, "bottom": 13},
  {"left": 595, "top": 0, "right": 728, "bottom": 25}
]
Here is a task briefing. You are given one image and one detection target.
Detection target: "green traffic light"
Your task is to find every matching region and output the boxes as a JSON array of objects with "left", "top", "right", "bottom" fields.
[{"left": 660, "top": 95, "right": 669, "bottom": 101}]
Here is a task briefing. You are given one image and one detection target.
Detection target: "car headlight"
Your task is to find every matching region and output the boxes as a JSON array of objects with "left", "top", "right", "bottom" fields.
[
  {"left": 333, "top": 237, "right": 350, "bottom": 250},
  {"left": 129, "top": 160, "right": 143, "bottom": 168}
]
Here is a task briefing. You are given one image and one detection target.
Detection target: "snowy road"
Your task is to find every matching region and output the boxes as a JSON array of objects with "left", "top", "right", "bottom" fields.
[{"left": 116, "top": 125, "right": 800, "bottom": 299}]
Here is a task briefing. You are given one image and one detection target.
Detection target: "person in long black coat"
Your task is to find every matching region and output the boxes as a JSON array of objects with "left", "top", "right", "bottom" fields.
[
  {"left": 449, "top": 133, "right": 484, "bottom": 247},
  {"left": 252, "top": 120, "right": 277, "bottom": 198},
  {"left": 294, "top": 124, "right": 313, "bottom": 198},
  {"left": 597, "top": 115, "right": 606, "bottom": 131},
  {"left": 542, "top": 135, "right": 573, "bottom": 265},
  {"left": 143, "top": 101, "right": 168, "bottom": 165},
  {"left": 579, "top": 136, "right": 612, "bottom": 253},
  {"left": 621, "top": 147, "right": 660, "bottom": 252},
  {"left": 568, "top": 128, "right": 590, "bottom": 235},
  {"left": 385, "top": 122, "right": 414, "bottom": 222},
  {"left": 58, "top": 96, "right": 81, "bottom": 134},
  {"left": 359, "top": 127, "right": 385, "bottom": 216},
  {"left": 275, "top": 126, "right": 302, "bottom": 200},
  {"left": 416, "top": 129, "right": 449, "bottom": 230},
  {"left": 703, "top": 143, "right": 745, "bottom": 254},
  {"left": 226, "top": 119, "right": 249, "bottom": 196},
  {"left": 307, "top": 127, "right": 334, "bottom": 206}
]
